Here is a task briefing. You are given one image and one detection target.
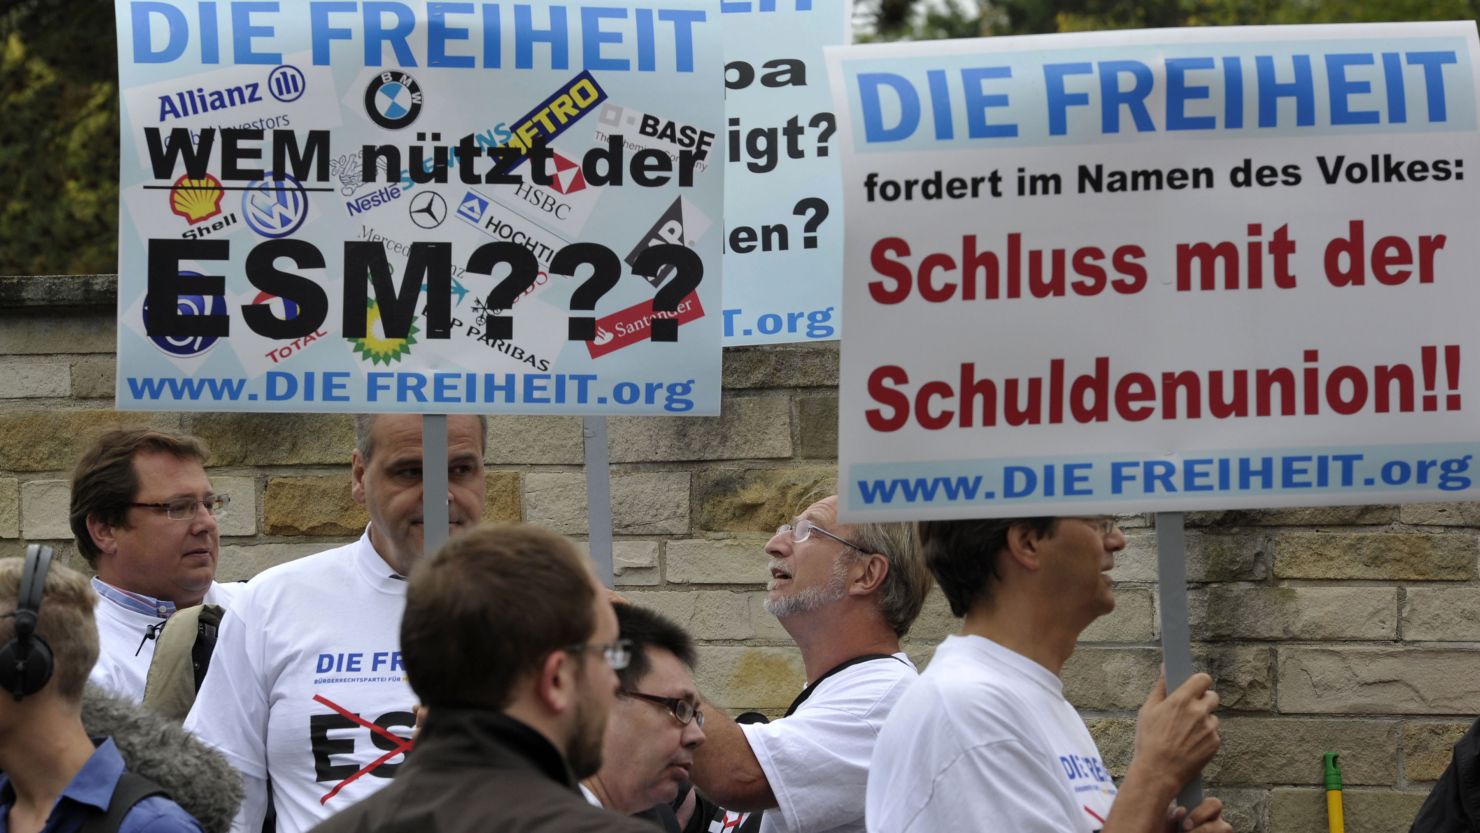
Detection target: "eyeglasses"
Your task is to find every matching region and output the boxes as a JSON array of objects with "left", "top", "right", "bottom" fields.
[
  {"left": 128, "top": 494, "right": 231, "bottom": 520},
  {"left": 1071, "top": 516, "right": 1119, "bottom": 536},
  {"left": 623, "top": 690, "right": 705, "bottom": 728},
  {"left": 777, "top": 520, "right": 861, "bottom": 552},
  {"left": 566, "top": 638, "right": 632, "bottom": 671}
]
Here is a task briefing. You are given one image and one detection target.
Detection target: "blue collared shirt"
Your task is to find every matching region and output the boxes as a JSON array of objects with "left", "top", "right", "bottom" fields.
[{"left": 0, "top": 738, "right": 203, "bottom": 833}]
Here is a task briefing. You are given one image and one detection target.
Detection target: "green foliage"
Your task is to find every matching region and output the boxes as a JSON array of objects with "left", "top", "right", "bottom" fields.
[{"left": 0, "top": 1, "right": 119, "bottom": 276}]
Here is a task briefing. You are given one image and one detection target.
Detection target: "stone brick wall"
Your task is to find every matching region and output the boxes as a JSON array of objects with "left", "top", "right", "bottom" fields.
[{"left": 3, "top": 276, "right": 1478, "bottom": 832}]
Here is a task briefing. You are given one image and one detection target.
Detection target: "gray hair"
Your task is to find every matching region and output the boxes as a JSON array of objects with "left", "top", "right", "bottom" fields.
[
  {"left": 354, "top": 414, "right": 488, "bottom": 462},
  {"left": 850, "top": 519, "right": 931, "bottom": 638}
]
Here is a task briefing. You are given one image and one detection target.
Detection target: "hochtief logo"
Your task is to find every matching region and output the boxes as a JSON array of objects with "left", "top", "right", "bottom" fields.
[
  {"left": 365, "top": 70, "right": 422, "bottom": 129},
  {"left": 243, "top": 175, "right": 309, "bottom": 238},
  {"left": 457, "top": 191, "right": 489, "bottom": 223},
  {"left": 143, "top": 271, "right": 227, "bottom": 357}
]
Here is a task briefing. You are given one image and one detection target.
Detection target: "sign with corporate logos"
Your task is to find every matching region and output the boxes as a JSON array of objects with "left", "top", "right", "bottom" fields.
[{"left": 114, "top": 0, "right": 723, "bottom": 415}]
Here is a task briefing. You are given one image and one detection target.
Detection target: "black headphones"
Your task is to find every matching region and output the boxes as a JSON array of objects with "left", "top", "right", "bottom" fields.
[{"left": 0, "top": 544, "right": 56, "bottom": 701}]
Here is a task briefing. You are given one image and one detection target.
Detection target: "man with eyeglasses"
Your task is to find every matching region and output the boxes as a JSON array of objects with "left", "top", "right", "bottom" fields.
[
  {"left": 308, "top": 524, "right": 655, "bottom": 833},
  {"left": 185, "top": 414, "right": 488, "bottom": 833},
  {"left": 692, "top": 494, "right": 932, "bottom": 833},
  {"left": 866, "top": 516, "right": 1230, "bottom": 833},
  {"left": 67, "top": 427, "right": 242, "bottom": 703},
  {"left": 581, "top": 603, "right": 706, "bottom": 831}
]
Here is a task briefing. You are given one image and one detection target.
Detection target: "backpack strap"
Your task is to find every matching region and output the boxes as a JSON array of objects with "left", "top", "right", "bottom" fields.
[
  {"left": 78, "top": 771, "right": 168, "bottom": 833},
  {"left": 142, "top": 604, "right": 223, "bottom": 722}
]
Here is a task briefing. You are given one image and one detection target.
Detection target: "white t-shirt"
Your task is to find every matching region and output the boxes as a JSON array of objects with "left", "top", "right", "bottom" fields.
[
  {"left": 90, "top": 579, "right": 242, "bottom": 702},
  {"left": 183, "top": 533, "right": 414, "bottom": 833},
  {"left": 865, "top": 635, "right": 1118, "bottom": 833},
  {"left": 718, "top": 653, "right": 917, "bottom": 833}
]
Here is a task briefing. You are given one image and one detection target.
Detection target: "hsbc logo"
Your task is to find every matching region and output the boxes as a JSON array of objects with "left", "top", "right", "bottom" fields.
[{"left": 546, "top": 151, "right": 587, "bottom": 194}]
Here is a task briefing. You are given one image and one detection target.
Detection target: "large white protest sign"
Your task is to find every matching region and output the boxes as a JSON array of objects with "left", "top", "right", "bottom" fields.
[
  {"left": 828, "top": 23, "right": 1480, "bottom": 520},
  {"left": 721, "top": 0, "right": 848, "bottom": 345},
  {"left": 114, "top": 0, "right": 723, "bottom": 415}
]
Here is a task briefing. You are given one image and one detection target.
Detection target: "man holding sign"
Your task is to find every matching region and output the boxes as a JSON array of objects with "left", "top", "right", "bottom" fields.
[{"left": 865, "top": 515, "right": 1227, "bottom": 833}]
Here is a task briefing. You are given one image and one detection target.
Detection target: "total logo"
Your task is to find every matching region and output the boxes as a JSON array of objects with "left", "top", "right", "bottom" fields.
[
  {"left": 143, "top": 272, "right": 227, "bottom": 357},
  {"left": 256, "top": 291, "right": 329, "bottom": 365},
  {"left": 364, "top": 70, "right": 422, "bottom": 129},
  {"left": 242, "top": 175, "right": 309, "bottom": 238},
  {"left": 168, "top": 173, "right": 239, "bottom": 239}
]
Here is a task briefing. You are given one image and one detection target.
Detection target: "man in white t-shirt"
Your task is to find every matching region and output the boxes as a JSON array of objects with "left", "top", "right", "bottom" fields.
[
  {"left": 691, "top": 494, "right": 932, "bottom": 833},
  {"left": 867, "top": 516, "right": 1230, "bottom": 833},
  {"left": 183, "top": 413, "right": 487, "bottom": 833},
  {"left": 68, "top": 427, "right": 242, "bottom": 702}
]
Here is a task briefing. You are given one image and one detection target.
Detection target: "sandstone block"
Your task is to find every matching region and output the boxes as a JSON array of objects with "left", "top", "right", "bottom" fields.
[
  {"left": 1269, "top": 788, "right": 1427, "bottom": 833},
  {"left": 621, "top": 590, "right": 754, "bottom": 641},
  {"left": 523, "top": 472, "right": 688, "bottom": 535},
  {"left": 694, "top": 466, "right": 837, "bottom": 533},
  {"left": 612, "top": 541, "right": 660, "bottom": 587},
  {"left": 1064, "top": 645, "right": 1272, "bottom": 712},
  {"left": 1399, "top": 502, "right": 1480, "bottom": 526},
  {"left": 1084, "top": 718, "right": 1136, "bottom": 778},
  {"left": 1403, "top": 721, "right": 1472, "bottom": 782},
  {"left": 71, "top": 356, "right": 116, "bottom": 399},
  {"left": 210, "top": 475, "right": 257, "bottom": 537},
  {"left": 665, "top": 537, "right": 771, "bottom": 585},
  {"left": 264, "top": 475, "right": 365, "bottom": 537},
  {"left": 1278, "top": 647, "right": 1480, "bottom": 714},
  {"left": 1273, "top": 531, "right": 1474, "bottom": 580},
  {"left": 0, "top": 411, "right": 182, "bottom": 472},
  {"left": 1402, "top": 587, "right": 1480, "bottom": 641},
  {"left": 694, "top": 645, "right": 805, "bottom": 710},
  {"left": 482, "top": 471, "right": 522, "bottom": 523},
  {"left": 1112, "top": 529, "right": 1266, "bottom": 582},
  {"left": 0, "top": 358, "right": 70, "bottom": 399},
  {"left": 0, "top": 479, "right": 18, "bottom": 538},
  {"left": 746, "top": 592, "right": 791, "bottom": 642},
  {"left": 1208, "top": 789, "right": 1266, "bottom": 833},
  {"left": 186, "top": 414, "right": 355, "bottom": 466},
  {"left": 484, "top": 415, "right": 584, "bottom": 464},
  {"left": 20, "top": 480, "right": 72, "bottom": 540},
  {"left": 796, "top": 395, "right": 837, "bottom": 460},
  {"left": 1207, "top": 718, "right": 1397, "bottom": 785},
  {"left": 1081, "top": 588, "right": 1156, "bottom": 643},
  {"left": 1190, "top": 586, "right": 1396, "bottom": 640},
  {"left": 609, "top": 395, "right": 791, "bottom": 462},
  {"left": 1190, "top": 504, "right": 1396, "bottom": 527},
  {"left": 217, "top": 541, "right": 343, "bottom": 582},
  {"left": 723, "top": 343, "right": 838, "bottom": 389},
  {"left": 0, "top": 314, "right": 115, "bottom": 355},
  {"left": 906, "top": 592, "right": 959, "bottom": 645}
]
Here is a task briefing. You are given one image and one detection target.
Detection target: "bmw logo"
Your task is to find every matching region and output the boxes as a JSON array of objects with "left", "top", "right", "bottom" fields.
[
  {"left": 143, "top": 271, "right": 228, "bottom": 357},
  {"left": 242, "top": 175, "right": 309, "bottom": 238},
  {"left": 365, "top": 70, "right": 423, "bottom": 129}
]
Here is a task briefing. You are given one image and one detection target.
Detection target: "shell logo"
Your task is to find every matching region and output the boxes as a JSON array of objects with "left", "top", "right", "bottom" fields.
[{"left": 170, "top": 174, "right": 225, "bottom": 224}]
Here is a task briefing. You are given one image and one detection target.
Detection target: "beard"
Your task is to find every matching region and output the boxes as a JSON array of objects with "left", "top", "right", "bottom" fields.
[
  {"left": 764, "top": 556, "right": 850, "bottom": 619},
  {"left": 565, "top": 687, "right": 608, "bottom": 779}
]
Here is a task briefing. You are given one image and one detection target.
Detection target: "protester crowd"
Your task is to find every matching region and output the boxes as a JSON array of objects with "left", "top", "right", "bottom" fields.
[{"left": 2, "top": 420, "right": 1474, "bottom": 833}]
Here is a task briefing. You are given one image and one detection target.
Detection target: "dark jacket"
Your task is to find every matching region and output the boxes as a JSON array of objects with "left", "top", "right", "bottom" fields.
[
  {"left": 307, "top": 707, "right": 657, "bottom": 833},
  {"left": 1412, "top": 716, "right": 1480, "bottom": 833}
]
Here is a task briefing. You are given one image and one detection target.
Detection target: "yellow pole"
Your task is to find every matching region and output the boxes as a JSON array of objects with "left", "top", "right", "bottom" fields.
[{"left": 1324, "top": 752, "right": 1345, "bottom": 833}]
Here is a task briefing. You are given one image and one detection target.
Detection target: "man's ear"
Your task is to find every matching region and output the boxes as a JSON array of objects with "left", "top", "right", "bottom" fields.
[
  {"left": 86, "top": 513, "right": 120, "bottom": 559},
  {"left": 849, "top": 552, "right": 890, "bottom": 597},
  {"left": 1002, "top": 522, "right": 1046, "bottom": 573},
  {"left": 350, "top": 450, "right": 367, "bottom": 507},
  {"left": 534, "top": 649, "right": 577, "bottom": 716}
]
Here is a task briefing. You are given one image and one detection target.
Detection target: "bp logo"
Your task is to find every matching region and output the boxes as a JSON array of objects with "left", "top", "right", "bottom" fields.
[
  {"left": 365, "top": 70, "right": 422, "bottom": 129},
  {"left": 350, "top": 298, "right": 418, "bottom": 365},
  {"left": 143, "top": 271, "right": 228, "bottom": 357}
]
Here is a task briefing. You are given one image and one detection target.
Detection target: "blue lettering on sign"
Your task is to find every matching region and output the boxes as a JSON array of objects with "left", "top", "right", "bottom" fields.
[{"left": 130, "top": 1, "right": 707, "bottom": 72}]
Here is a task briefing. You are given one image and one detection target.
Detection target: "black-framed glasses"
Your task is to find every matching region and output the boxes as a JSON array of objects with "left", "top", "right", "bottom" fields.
[
  {"left": 566, "top": 638, "right": 632, "bottom": 671},
  {"left": 623, "top": 690, "right": 705, "bottom": 728},
  {"left": 128, "top": 494, "right": 230, "bottom": 520},
  {"left": 777, "top": 519, "right": 861, "bottom": 552}
]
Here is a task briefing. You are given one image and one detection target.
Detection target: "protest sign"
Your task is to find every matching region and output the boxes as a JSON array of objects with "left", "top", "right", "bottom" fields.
[
  {"left": 721, "top": 0, "right": 848, "bottom": 345},
  {"left": 114, "top": 0, "right": 724, "bottom": 415},
  {"left": 828, "top": 23, "right": 1480, "bottom": 520}
]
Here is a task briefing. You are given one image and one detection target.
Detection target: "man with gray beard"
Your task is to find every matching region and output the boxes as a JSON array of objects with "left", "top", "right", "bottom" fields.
[{"left": 689, "top": 495, "right": 931, "bottom": 833}]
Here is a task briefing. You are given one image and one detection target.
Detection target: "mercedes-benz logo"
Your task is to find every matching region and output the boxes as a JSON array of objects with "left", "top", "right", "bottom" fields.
[{"left": 408, "top": 191, "right": 448, "bottom": 229}]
